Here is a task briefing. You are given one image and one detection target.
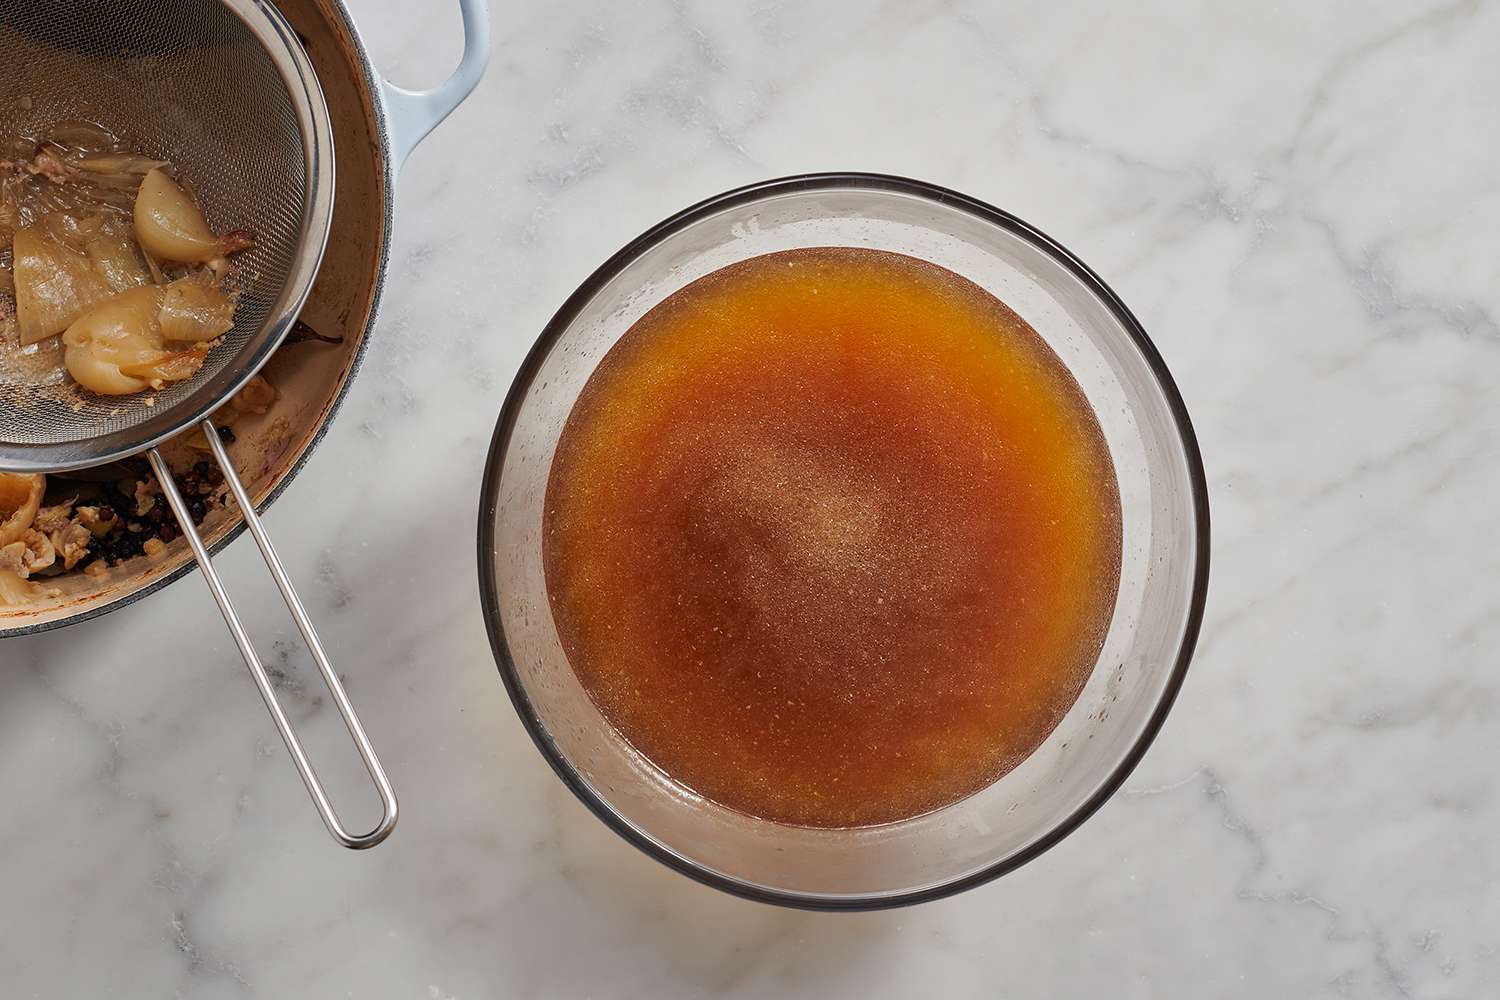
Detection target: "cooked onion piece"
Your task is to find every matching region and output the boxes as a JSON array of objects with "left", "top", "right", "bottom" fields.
[
  {"left": 12, "top": 213, "right": 151, "bottom": 345},
  {"left": 45, "top": 120, "right": 117, "bottom": 155},
  {"left": 84, "top": 222, "right": 151, "bottom": 292},
  {"left": 61, "top": 278, "right": 225, "bottom": 394},
  {"left": 141, "top": 248, "right": 166, "bottom": 285},
  {"left": 0, "top": 567, "right": 40, "bottom": 605},
  {"left": 0, "top": 472, "right": 44, "bottom": 547},
  {"left": 52, "top": 522, "right": 92, "bottom": 571},
  {"left": 158, "top": 273, "right": 234, "bottom": 342},
  {"left": 61, "top": 286, "right": 162, "bottom": 394},
  {"left": 70, "top": 153, "right": 168, "bottom": 177},
  {"left": 133, "top": 167, "right": 254, "bottom": 263},
  {"left": 117, "top": 346, "right": 207, "bottom": 383},
  {"left": 13, "top": 223, "right": 116, "bottom": 344},
  {"left": 1, "top": 529, "right": 55, "bottom": 576}
]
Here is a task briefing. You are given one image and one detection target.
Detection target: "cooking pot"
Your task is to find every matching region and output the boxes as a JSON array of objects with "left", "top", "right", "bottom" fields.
[{"left": 0, "top": 0, "right": 489, "bottom": 637}]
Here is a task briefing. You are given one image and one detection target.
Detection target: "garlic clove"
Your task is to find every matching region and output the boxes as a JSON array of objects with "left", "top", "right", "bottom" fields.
[{"left": 133, "top": 167, "right": 253, "bottom": 263}]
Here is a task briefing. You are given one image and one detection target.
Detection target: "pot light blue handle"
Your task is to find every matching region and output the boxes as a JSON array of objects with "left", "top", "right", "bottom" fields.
[{"left": 378, "top": 0, "right": 490, "bottom": 170}]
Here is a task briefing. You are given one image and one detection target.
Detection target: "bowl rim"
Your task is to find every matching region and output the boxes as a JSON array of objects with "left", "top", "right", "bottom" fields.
[{"left": 476, "top": 171, "right": 1211, "bottom": 911}]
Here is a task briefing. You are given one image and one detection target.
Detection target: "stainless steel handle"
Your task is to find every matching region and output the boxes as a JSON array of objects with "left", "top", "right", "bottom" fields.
[{"left": 146, "top": 422, "right": 398, "bottom": 849}]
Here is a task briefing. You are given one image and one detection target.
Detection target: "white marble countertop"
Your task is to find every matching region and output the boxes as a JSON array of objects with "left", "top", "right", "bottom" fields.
[{"left": 5, "top": 1, "right": 1498, "bottom": 995}]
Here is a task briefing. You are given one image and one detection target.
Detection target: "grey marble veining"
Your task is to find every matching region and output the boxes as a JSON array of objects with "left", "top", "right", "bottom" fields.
[{"left": 3, "top": 0, "right": 1498, "bottom": 996}]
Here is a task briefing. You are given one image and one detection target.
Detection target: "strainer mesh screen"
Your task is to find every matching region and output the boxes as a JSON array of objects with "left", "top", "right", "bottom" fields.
[{"left": 0, "top": 0, "right": 309, "bottom": 446}]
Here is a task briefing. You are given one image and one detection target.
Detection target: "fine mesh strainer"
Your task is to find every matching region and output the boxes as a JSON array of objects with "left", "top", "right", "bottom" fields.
[
  {"left": 1, "top": 0, "right": 385, "bottom": 846},
  {"left": 0, "top": 0, "right": 329, "bottom": 459}
]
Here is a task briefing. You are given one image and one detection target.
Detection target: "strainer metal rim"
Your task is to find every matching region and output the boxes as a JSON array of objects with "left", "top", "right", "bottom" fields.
[{"left": 0, "top": 0, "right": 335, "bottom": 474}]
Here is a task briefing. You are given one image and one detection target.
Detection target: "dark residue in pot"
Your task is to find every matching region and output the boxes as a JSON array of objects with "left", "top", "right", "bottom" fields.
[{"left": 43, "top": 458, "right": 229, "bottom": 573}]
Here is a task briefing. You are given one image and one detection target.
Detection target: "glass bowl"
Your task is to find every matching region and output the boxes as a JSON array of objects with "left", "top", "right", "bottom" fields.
[{"left": 478, "top": 173, "right": 1209, "bottom": 909}]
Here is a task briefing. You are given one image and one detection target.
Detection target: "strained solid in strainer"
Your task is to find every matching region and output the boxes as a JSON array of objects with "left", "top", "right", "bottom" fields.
[{"left": 0, "top": 0, "right": 326, "bottom": 467}]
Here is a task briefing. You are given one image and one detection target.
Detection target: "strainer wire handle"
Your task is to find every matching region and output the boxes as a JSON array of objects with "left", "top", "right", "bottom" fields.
[{"left": 145, "top": 423, "right": 398, "bottom": 850}]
